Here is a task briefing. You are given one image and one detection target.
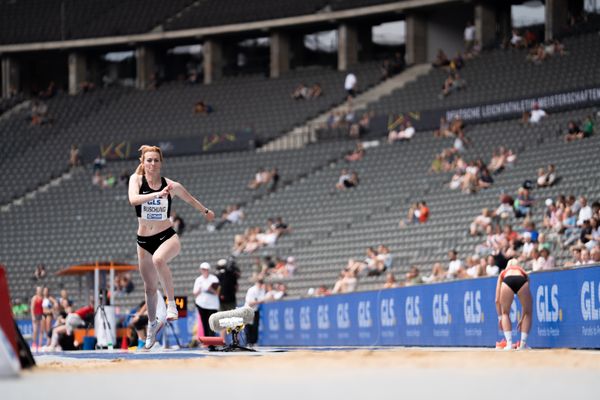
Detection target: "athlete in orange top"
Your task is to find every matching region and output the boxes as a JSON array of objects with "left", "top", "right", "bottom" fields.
[{"left": 495, "top": 259, "right": 532, "bottom": 350}]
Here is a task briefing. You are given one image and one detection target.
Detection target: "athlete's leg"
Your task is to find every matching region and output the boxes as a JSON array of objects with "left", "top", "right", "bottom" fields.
[
  {"left": 151, "top": 235, "right": 180, "bottom": 304},
  {"left": 138, "top": 246, "right": 160, "bottom": 322},
  {"left": 499, "top": 283, "right": 514, "bottom": 348},
  {"left": 516, "top": 281, "right": 533, "bottom": 348}
]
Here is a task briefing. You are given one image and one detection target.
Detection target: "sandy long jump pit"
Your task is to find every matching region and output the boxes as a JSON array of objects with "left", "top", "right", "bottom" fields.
[{"left": 3, "top": 347, "right": 600, "bottom": 400}]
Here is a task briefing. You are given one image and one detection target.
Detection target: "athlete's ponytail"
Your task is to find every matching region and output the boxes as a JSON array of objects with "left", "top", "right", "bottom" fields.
[{"left": 136, "top": 145, "right": 163, "bottom": 175}]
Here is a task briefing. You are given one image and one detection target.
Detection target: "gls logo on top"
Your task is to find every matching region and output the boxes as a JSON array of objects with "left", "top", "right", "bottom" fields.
[
  {"left": 464, "top": 290, "right": 483, "bottom": 324},
  {"left": 268, "top": 309, "right": 280, "bottom": 331},
  {"left": 358, "top": 301, "right": 372, "bottom": 328},
  {"left": 380, "top": 298, "right": 396, "bottom": 327},
  {"left": 284, "top": 307, "right": 295, "bottom": 331},
  {"left": 317, "top": 305, "right": 330, "bottom": 330},
  {"left": 300, "top": 306, "right": 311, "bottom": 330},
  {"left": 337, "top": 303, "right": 350, "bottom": 329},
  {"left": 433, "top": 293, "right": 451, "bottom": 325},
  {"left": 536, "top": 284, "right": 562, "bottom": 322},
  {"left": 581, "top": 281, "right": 600, "bottom": 321},
  {"left": 405, "top": 295, "right": 421, "bottom": 326}
]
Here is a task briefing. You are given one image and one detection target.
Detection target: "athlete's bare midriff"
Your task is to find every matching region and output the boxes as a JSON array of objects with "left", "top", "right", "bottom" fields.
[{"left": 137, "top": 219, "right": 173, "bottom": 237}]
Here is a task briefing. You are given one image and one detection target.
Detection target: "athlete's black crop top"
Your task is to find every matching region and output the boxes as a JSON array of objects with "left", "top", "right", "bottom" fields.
[{"left": 135, "top": 176, "right": 172, "bottom": 220}]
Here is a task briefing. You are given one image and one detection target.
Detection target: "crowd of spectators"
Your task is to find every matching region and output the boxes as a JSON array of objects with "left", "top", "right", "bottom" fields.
[{"left": 232, "top": 217, "right": 290, "bottom": 255}]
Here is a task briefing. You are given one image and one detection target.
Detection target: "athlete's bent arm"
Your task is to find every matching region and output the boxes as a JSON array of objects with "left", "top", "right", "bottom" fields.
[
  {"left": 168, "top": 180, "right": 215, "bottom": 221},
  {"left": 128, "top": 174, "right": 170, "bottom": 206}
]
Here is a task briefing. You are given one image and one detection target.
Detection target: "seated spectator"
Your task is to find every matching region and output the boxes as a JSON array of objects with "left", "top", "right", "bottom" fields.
[
  {"left": 314, "top": 285, "right": 332, "bottom": 297},
  {"left": 400, "top": 201, "right": 429, "bottom": 226},
  {"left": 577, "top": 196, "right": 593, "bottom": 226},
  {"left": 344, "top": 72, "right": 357, "bottom": 100},
  {"left": 309, "top": 83, "right": 322, "bottom": 98},
  {"left": 291, "top": 83, "right": 311, "bottom": 100},
  {"left": 332, "top": 269, "right": 358, "bottom": 294},
  {"left": 531, "top": 248, "right": 556, "bottom": 271},
  {"left": 404, "top": 266, "right": 423, "bottom": 286},
  {"left": 465, "top": 255, "right": 485, "bottom": 278},
  {"left": 495, "top": 192, "right": 515, "bottom": 220},
  {"left": 470, "top": 208, "right": 493, "bottom": 236},
  {"left": 564, "top": 120, "right": 585, "bottom": 142},
  {"left": 446, "top": 250, "right": 466, "bottom": 280},
  {"left": 335, "top": 169, "right": 359, "bottom": 190},
  {"left": 380, "top": 59, "right": 393, "bottom": 80},
  {"left": 349, "top": 111, "right": 373, "bottom": 138},
  {"left": 39, "top": 81, "right": 57, "bottom": 99},
  {"left": 103, "top": 172, "right": 116, "bottom": 188},
  {"left": 439, "top": 72, "right": 466, "bottom": 98},
  {"left": 383, "top": 272, "right": 399, "bottom": 289},
  {"left": 92, "top": 155, "right": 106, "bottom": 172},
  {"left": 69, "top": 145, "right": 81, "bottom": 168},
  {"left": 534, "top": 165, "right": 554, "bottom": 188},
  {"left": 284, "top": 256, "right": 297, "bottom": 277},
  {"left": 432, "top": 49, "right": 450, "bottom": 68},
  {"left": 345, "top": 142, "right": 365, "bottom": 162},
  {"left": 510, "top": 29, "right": 525, "bottom": 48},
  {"left": 348, "top": 247, "right": 380, "bottom": 276},
  {"left": 449, "top": 115, "right": 465, "bottom": 137},
  {"left": 514, "top": 187, "right": 535, "bottom": 218},
  {"left": 522, "top": 103, "right": 547, "bottom": 124},
  {"left": 422, "top": 262, "right": 446, "bottom": 283},
  {"left": 114, "top": 272, "right": 134, "bottom": 295},
  {"left": 265, "top": 283, "right": 287, "bottom": 302},
  {"left": 434, "top": 116, "right": 453, "bottom": 138},
  {"left": 248, "top": 168, "right": 270, "bottom": 189},
  {"left": 388, "top": 121, "right": 416, "bottom": 143},
  {"left": 30, "top": 100, "right": 50, "bottom": 126},
  {"left": 582, "top": 115, "right": 595, "bottom": 138},
  {"left": 33, "top": 264, "right": 46, "bottom": 281},
  {"left": 485, "top": 255, "right": 499, "bottom": 276},
  {"left": 375, "top": 245, "right": 393, "bottom": 272},
  {"left": 452, "top": 131, "right": 471, "bottom": 153},
  {"left": 194, "top": 100, "right": 213, "bottom": 115}
]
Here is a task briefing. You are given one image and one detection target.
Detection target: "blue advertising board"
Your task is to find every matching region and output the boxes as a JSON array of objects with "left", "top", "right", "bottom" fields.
[{"left": 259, "top": 265, "right": 600, "bottom": 348}]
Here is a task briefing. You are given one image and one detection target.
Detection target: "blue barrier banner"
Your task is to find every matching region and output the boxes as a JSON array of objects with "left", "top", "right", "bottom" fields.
[{"left": 259, "top": 265, "right": 600, "bottom": 348}]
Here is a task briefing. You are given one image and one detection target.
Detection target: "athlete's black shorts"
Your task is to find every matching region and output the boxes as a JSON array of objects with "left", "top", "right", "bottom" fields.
[
  {"left": 503, "top": 275, "right": 528, "bottom": 294},
  {"left": 136, "top": 227, "right": 176, "bottom": 255}
]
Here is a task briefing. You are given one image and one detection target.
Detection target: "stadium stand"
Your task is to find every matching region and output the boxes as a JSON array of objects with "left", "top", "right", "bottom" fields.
[{"left": 0, "top": 62, "right": 382, "bottom": 205}]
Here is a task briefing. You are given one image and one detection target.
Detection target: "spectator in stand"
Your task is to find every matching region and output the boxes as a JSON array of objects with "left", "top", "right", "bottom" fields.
[
  {"left": 404, "top": 266, "right": 423, "bottom": 286},
  {"left": 265, "top": 283, "right": 287, "bottom": 302},
  {"left": 422, "top": 263, "right": 447, "bottom": 283},
  {"left": 193, "top": 262, "right": 220, "bottom": 337},
  {"left": 310, "top": 83, "right": 323, "bottom": 98},
  {"left": 446, "top": 250, "right": 466, "bottom": 280},
  {"left": 194, "top": 100, "right": 213, "bottom": 115},
  {"left": 33, "top": 264, "right": 46, "bottom": 281},
  {"left": 388, "top": 121, "right": 416, "bottom": 143},
  {"left": 383, "top": 272, "right": 399, "bottom": 289},
  {"left": 478, "top": 168, "right": 494, "bottom": 189},
  {"left": 464, "top": 21, "right": 475, "bottom": 52},
  {"left": 345, "top": 141, "right": 365, "bottom": 162},
  {"left": 465, "top": 255, "right": 485, "bottom": 278},
  {"left": 335, "top": 169, "right": 359, "bottom": 190},
  {"left": 531, "top": 248, "right": 556, "bottom": 271},
  {"left": 564, "top": 120, "right": 585, "bottom": 142},
  {"left": 30, "top": 100, "right": 50, "bottom": 126},
  {"left": 92, "top": 155, "right": 106, "bottom": 172},
  {"left": 577, "top": 196, "right": 593, "bottom": 227},
  {"left": 495, "top": 192, "right": 515, "bottom": 220},
  {"left": 485, "top": 255, "right": 500, "bottom": 276},
  {"left": 212, "top": 204, "right": 245, "bottom": 231},
  {"left": 332, "top": 268, "right": 358, "bottom": 294},
  {"left": 247, "top": 167, "right": 269, "bottom": 189},
  {"left": 344, "top": 72, "right": 357, "bottom": 100},
  {"left": 69, "top": 145, "right": 81, "bottom": 168},
  {"left": 291, "top": 83, "right": 311, "bottom": 100},
  {"left": 510, "top": 29, "right": 525, "bottom": 48},
  {"left": 537, "top": 164, "right": 557, "bottom": 188},
  {"left": 439, "top": 72, "right": 466, "bottom": 98},
  {"left": 514, "top": 186, "right": 535, "bottom": 218},
  {"left": 582, "top": 115, "right": 595, "bottom": 138},
  {"left": 432, "top": 49, "right": 450, "bottom": 68},
  {"left": 12, "top": 298, "right": 29, "bottom": 319},
  {"left": 470, "top": 208, "right": 493, "bottom": 236},
  {"left": 522, "top": 102, "right": 547, "bottom": 124},
  {"left": 434, "top": 116, "right": 453, "bottom": 138}
]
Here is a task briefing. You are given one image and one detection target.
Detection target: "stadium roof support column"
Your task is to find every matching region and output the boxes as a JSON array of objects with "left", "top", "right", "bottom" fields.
[
  {"left": 475, "top": 2, "right": 496, "bottom": 49},
  {"left": 405, "top": 12, "right": 427, "bottom": 65},
  {"left": 68, "top": 52, "right": 86, "bottom": 95},
  {"left": 270, "top": 31, "right": 290, "bottom": 78},
  {"left": 135, "top": 46, "right": 156, "bottom": 90},
  {"left": 496, "top": 2, "right": 511, "bottom": 46},
  {"left": 338, "top": 24, "right": 358, "bottom": 71},
  {"left": 203, "top": 39, "right": 222, "bottom": 84},
  {"left": 1, "top": 56, "right": 19, "bottom": 99},
  {"left": 545, "top": 0, "right": 569, "bottom": 40}
]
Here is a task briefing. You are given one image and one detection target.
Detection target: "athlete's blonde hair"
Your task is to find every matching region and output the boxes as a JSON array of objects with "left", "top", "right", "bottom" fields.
[{"left": 135, "top": 145, "right": 163, "bottom": 175}]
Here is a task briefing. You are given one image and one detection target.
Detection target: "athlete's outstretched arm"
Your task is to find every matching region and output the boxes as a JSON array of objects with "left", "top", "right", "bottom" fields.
[{"left": 168, "top": 179, "right": 215, "bottom": 221}]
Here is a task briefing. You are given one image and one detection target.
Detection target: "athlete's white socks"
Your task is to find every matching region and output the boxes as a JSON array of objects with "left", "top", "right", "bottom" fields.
[
  {"left": 503, "top": 331, "right": 512, "bottom": 349},
  {"left": 519, "top": 332, "right": 528, "bottom": 348}
]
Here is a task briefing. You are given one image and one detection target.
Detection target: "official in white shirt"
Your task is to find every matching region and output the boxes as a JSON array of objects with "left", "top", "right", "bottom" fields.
[
  {"left": 193, "top": 262, "right": 220, "bottom": 336},
  {"left": 244, "top": 279, "right": 266, "bottom": 346}
]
